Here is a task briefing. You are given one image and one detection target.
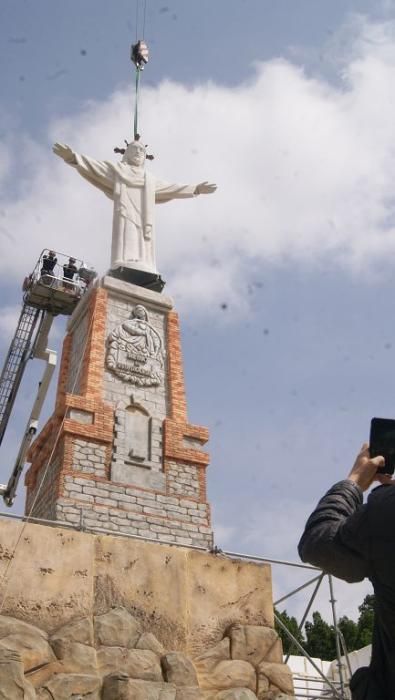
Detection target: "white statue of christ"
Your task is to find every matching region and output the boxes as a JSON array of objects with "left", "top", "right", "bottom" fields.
[{"left": 53, "top": 140, "right": 216, "bottom": 276}]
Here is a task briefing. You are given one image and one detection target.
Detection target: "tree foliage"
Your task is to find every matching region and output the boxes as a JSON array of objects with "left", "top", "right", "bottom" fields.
[
  {"left": 276, "top": 594, "right": 375, "bottom": 661},
  {"left": 274, "top": 608, "right": 305, "bottom": 655},
  {"left": 338, "top": 614, "right": 358, "bottom": 653},
  {"left": 305, "top": 611, "right": 336, "bottom": 660},
  {"left": 355, "top": 594, "right": 375, "bottom": 648}
]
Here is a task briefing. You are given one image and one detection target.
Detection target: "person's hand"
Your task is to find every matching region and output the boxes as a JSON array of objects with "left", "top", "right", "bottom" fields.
[
  {"left": 53, "top": 143, "right": 75, "bottom": 164},
  {"left": 195, "top": 181, "right": 217, "bottom": 195},
  {"left": 347, "top": 443, "right": 392, "bottom": 491}
]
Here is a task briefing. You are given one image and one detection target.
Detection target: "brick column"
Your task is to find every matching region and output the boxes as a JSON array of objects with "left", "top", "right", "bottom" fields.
[{"left": 25, "top": 286, "right": 114, "bottom": 519}]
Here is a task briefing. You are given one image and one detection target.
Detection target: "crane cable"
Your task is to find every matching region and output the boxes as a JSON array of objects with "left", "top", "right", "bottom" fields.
[
  {"left": 133, "top": 0, "right": 140, "bottom": 139},
  {"left": 132, "top": 0, "right": 149, "bottom": 140},
  {"left": 135, "top": 0, "right": 147, "bottom": 41},
  {"left": 0, "top": 303, "right": 98, "bottom": 615}
]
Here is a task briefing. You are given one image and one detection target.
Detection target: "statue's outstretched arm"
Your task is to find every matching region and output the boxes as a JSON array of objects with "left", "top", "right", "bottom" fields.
[
  {"left": 53, "top": 143, "right": 115, "bottom": 199},
  {"left": 53, "top": 143, "right": 77, "bottom": 165},
  {"left": 194, "top": 181, "right": 217, "bottom": 195},
  {"left": 155, "top": 180, "right": 217, "bottom": 203}
]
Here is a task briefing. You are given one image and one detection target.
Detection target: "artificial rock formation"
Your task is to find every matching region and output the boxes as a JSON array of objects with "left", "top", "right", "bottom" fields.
[
  {"left": 0, "top": 519, "right": 275, "bottom": 655},
  {"left": 0, "top": 518, "right": 293, "bottom": 696},
  {"left": 0, "top": 608, "right": 293, "bottom": 699},
  {"left": 0, "top": 646, "right": 36, "bottom": 700}
]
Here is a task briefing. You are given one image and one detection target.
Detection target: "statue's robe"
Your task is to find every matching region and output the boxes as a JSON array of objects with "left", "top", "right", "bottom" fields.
[{"left": 71, "top": 153, "right": 196, "bottom": 274}]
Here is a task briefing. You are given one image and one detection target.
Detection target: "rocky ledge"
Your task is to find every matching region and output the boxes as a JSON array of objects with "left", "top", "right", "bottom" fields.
[{"left": 0, "top": 607, "right": 294, "bottom": 699}]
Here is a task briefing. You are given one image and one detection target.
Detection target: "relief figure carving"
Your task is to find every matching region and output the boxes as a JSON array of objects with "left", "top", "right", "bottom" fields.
[{"left": 106, "top": 305, "right": 164, "bottom": 386}]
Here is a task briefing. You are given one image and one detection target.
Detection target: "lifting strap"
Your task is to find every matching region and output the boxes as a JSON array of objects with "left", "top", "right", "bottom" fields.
[{"left": 134, "top": 67, "right": 141, "bottom": 140}]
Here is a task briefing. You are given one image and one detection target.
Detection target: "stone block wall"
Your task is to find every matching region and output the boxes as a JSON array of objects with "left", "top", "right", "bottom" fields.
[
  {"left": 57, "top": 475, "right": 211, "bottom": 547},
  {"left": 72, "top": 439, "right": 107, "bottom": 478},
  {"left": 25, "top": 277, "right": 213, "bottom": 548},
  {"left": 167, "top": 461, "right": 201, "bottom": 498}
]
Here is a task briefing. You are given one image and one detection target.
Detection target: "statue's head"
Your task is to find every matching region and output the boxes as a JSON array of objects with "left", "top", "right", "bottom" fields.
[
  {"left": 133, "top": 304, "right": 148, "bottom": 321},
  {"left": 122, "top": 141, "right": 146, "bottom": 167}
]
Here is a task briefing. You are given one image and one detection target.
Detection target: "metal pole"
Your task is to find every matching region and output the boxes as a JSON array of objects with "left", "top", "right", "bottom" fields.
[
  {"left": 223, "top": 548, "right": 319, "bottom": 570},
  {"left": 285, "top": 572, "right": 326, "bottom": 663},
  {"left": 328, "top": 574, "right": 346, "bottom": 698},
  {"left": 274, "top": 573, "right": 323, "bottom": 606},
  {"left": 337, "top": 628, "right": 353, "bottom": 679}
]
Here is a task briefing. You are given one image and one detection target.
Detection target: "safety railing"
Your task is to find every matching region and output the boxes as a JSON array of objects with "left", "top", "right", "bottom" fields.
[{"left": 22, "top": 249, "right": 97, "bottom": 304}]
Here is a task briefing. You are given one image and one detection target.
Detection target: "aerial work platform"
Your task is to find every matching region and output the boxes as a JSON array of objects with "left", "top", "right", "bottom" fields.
[
  {"left": 0, "top": 249, "right": 96, "bottom": 506},
  {"left": 23, "top": 250, "right": 96, "bottom": 315}
]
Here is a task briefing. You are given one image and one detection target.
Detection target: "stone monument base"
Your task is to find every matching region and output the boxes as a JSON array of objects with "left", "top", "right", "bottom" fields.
[
  {"left": 0, "top": 518, "right": 294, "bottom": 699},
  {"left": 25, "top": 277, "right": 213, "bottom": 550}
]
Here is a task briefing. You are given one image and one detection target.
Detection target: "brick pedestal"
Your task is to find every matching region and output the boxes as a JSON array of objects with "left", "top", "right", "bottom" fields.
[{"left": 25, "top": 277, "right": 212, "bottom": 548}]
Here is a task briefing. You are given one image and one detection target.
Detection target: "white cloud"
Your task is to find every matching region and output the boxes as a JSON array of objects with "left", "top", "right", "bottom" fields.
[{"left": 2, "top": 17, "right": 395, "bottom": 316}]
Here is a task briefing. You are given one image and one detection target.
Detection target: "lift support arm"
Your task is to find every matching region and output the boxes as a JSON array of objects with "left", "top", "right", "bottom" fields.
[{"left": 0, "top": 313, "right": 57, "bottom": 506}]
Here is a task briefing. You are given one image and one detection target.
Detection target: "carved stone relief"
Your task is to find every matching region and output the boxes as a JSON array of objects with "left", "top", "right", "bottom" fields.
[{"left": 106, "top": 304, "right": 164, "bottom": 386}]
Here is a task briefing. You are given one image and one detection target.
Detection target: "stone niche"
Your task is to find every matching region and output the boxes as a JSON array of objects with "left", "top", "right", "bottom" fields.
[
  {"left": 0, "top": 518, "right": 294, "bottom": 699},
  {"left": 111, "top": 395, "right": 165, "bottom": 491}
]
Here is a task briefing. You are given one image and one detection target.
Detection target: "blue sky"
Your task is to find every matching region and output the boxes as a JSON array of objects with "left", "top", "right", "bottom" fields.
[{"left": 3, "top": 0, "right": 395, "bottom": 621}]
